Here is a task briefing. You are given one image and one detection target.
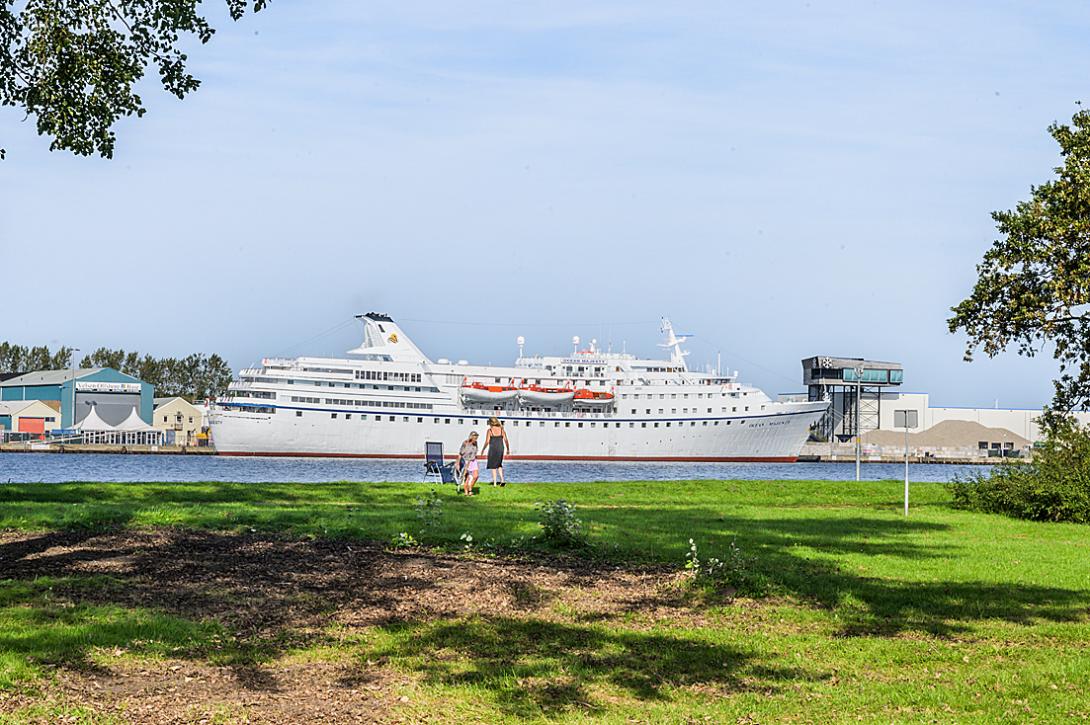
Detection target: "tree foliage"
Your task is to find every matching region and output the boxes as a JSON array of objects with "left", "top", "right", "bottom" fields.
[
  {"left": 0, "top": 341, "right": 73, "bottom": 371},
  {"left": 79, "top": 347, "right": 233, "bottom": 399},
  {"left": 0, "top": 340, "right": 233, "bottom": 400},
  {"left": 949, "top": 417, "right": 1090, "bottom": 524},
  {"left": 0, "top": 0, "right": 266, "bottom": 159},
  {"left": 949, "top": 108, "right": 1090, "bottom": 429}
]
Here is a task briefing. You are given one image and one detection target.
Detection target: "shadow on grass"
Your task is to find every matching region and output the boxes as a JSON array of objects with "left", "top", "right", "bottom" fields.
[
  {"left": 363, "top": 617, "right": 815, "bottom": 718},
  {"left": 586, "top": 508, "right": 1090, "bottom": 636}
]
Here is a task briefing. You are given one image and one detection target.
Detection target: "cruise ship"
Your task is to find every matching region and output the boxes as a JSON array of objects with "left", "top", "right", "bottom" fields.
[{"left": 210, "top": 313, "right": 828, "bottom": 461}]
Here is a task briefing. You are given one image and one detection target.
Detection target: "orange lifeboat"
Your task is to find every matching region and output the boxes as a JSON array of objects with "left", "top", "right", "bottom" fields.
[
  {"left": 518, "top": 385, "right": 575, "bottom": 405},
  {"left": 461, "top": 382, "right": 519, "bottom": 403},
  {"left": 573, "top": 389, "right": 615, "bottom": 408}
]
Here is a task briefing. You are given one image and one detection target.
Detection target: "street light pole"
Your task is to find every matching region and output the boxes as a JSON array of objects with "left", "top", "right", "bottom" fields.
[
  {"left": 69, "top": 349, "right": 80, "bottom": 430},
  {"left": 904, "top": 423, "right": 909, "bottom": 516},
  {"left": 855, "top": 365, "right": 863, "bottom": 482}
]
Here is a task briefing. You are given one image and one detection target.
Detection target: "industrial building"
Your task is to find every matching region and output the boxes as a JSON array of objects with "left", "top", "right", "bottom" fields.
[
  {"left": 0, "top": 368, "right": 153, "bottom": 429},
  {"left": 0, "top": 400, "right": 62, "bottom": 435},
  {"left": 798, "top": 354, "right": 1090, "bottom": 459},
  {"left": 801, "top": 355, "right": 905, "bottom": 440}
]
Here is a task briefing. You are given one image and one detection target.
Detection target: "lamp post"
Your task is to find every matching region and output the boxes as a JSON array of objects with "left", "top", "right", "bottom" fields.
[
  {"left": 894, "top": 409, "right": 919, "bottom": 516},
  {"left": 68, "top": 349, "right": 80, "bottom": 430},
  {"left": 854, "top": 364, "right": 863, "bottom": 482}
]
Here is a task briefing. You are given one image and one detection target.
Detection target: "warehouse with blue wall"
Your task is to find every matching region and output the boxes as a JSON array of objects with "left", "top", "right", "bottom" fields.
[{"left": 0, "top": 369, "right": 153, "bottom": 428}]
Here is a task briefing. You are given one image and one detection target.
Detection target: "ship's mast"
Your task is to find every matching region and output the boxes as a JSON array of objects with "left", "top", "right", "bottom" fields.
[{"left": 659, "top": 318, "right": 690, "bottom": 372}]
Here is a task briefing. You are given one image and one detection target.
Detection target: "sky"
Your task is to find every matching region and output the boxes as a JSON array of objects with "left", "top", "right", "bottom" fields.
[{"left": 1, "top": 0, "right": 1088, "bottom": 408}]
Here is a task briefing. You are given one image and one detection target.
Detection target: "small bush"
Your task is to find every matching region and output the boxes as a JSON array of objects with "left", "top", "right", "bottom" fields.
[
  {"left": 536, "top": 499, "right": 587, "bottom": 548},
  {"left": 389, "top": 531, "right": 418, "bottom": 548},
  {"left": 949, "top": 417, "right": 1090, "bottom": 523},
  {"left": 684, "top": 538, "right": 768, "bottom": 596},
  {"left": 414, "top": 489, "right": 444, "bottom": 530}
]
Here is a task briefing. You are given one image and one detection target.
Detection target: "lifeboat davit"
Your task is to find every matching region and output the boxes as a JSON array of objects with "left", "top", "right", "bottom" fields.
[
  {"left": 461, "top": 382, "right": 519, "bottom": 403},
  {"left": 573, "top": 389, "right": 615, "bottom": 408},
  {"left": 518, "top": 386, "right": 575, "bottom": 405}
]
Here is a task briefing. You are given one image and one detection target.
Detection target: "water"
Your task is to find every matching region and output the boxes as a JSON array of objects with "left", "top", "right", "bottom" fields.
[{"left": 0, "top": 453, "right": 988, "bottom": 484}]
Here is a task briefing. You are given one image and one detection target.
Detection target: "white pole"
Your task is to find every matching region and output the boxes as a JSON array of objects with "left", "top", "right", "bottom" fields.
[
  {"left": 904, "top": 423, "right": 910, "bottom": 516},
  {"left": 855, "top": 374, "right": 861, "bottom": 481}
]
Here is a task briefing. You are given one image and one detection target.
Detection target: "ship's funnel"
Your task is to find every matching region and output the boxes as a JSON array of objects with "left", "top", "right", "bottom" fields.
[{"left": 348, "top": 313, "right": 431, "bottom": 363}]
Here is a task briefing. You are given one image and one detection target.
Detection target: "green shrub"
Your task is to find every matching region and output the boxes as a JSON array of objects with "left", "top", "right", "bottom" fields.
[
  {"left": 949, "top": 417, "right": 1090, "bottom": 523},
  {"left": 414, "top": 489, "right": 444, "bottom": 531},
  {"left": 535, "top": 499, "right": 587, "bottom": 548},
  {"left": 389, "top": 531, "right": 418, "bottom": 548},
  {"left": 684, "top": 538, "right": 769, "bottom": 597}
]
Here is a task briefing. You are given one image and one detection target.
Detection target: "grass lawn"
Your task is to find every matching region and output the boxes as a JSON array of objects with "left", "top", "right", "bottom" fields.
[{"left": 1, "top": 479, "right": 1088, "bottom": 722}]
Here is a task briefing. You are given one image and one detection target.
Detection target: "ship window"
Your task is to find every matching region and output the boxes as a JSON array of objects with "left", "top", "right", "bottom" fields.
[
  {"left": 403, "top": 417, "right": 409, "bottom": 422},
  {"left": 631, "top": 409, "right": 636, "bottom": 414},
  {"left": 645, "top": 409, "right": 650, "bottom": 414},
  {"left": 702, "top": 421, "right": 707, "bottom": 426},
  {"left": 445, "top": 419, "right": 451, "bottom": 424},
  {"left": 555, "top": 422, "right": 559, "bottom": 427},
  {"left": 654, "top": 422, "right": 659, "bottom": 428},
  {"left": 346, "top": 414, "right": 352, "bottom": 420},
  {"left": 433, "top": 418, "right": 439, "bottom": 424},
  {"left": 745, "top": 406, "right": 749, "bottom": 411},
  {"left": 565, "top": 422, "right": 571, "bottom": 428},
  {"left": 665, "top": 422, "right": 670, "bottom": 427},
  {"left": 458, "top": 419, "right": 464, "bottom": 425},
  {"left": 726, "top": 421, "right": 731, "bottom": 425},
  {"left": 714, "top": 421, "right": 719, "bottom": 425},
  {"left": 741, "top": 420, "right": 746, "bottom": 424},
  {"left": 671, "top": 394, "right": 676, "bottom": 399},
  {"left": 672, "top": 409, "right": 676, "bottom": 414},
  {"left": 641, "top": 422, "right": 647, "bottom": 428},
  {"left": 418, "top": 417, "right": 423, "bottom": 423},
  {"left": 331, "top": 413, "right": 337, "bottom": 419},
  {"left": 732, "top": 407, "right": 737, "bottom": 412},
  {"left": 296, "top": 411, "right": 302, "bottom": 417},
  {"left": 580, "top": 422, "right": 585, "bottom": 428},
  {"left": 539, "top": 422, "right": 545, "bottom": 427},
  {"left": 629, "top": 422, "right": 634, "bottom": 428},
  {"left": 389, "top": 416, "right": 395, "bottom": 421},
  {"left": 691, "top": 422, "right": 696, "bottom": 427}
]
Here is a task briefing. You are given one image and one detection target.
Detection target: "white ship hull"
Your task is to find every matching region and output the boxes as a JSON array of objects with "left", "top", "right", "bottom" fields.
[{"left": 210, "top": 401, "right": 826, "bottom": 461}]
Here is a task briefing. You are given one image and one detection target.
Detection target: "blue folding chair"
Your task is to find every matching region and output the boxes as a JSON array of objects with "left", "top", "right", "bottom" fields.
[{"left": 423, "top": 441, "right": 456, "bottom": 484}]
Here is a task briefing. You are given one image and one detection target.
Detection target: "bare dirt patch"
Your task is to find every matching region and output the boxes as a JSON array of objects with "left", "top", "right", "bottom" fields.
[{"left": 0, "top": 529, "right": 692, "bottom": 723}]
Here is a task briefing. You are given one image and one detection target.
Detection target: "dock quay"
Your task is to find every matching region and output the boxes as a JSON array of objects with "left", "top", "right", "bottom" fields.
[
  {"left": 797, "top": 453, "right": 1024, "bottom": 465},
  {"left": 1, "top": 443, "right": 216, "bottom": 455}
]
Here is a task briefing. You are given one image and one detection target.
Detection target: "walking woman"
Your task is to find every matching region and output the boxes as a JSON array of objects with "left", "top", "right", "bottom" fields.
[
  {"left": 483, "top": 416, "right": 510, "bottom": 486},
  {"left": 458, "top": 431, "right": 480, "bottom": 495}
]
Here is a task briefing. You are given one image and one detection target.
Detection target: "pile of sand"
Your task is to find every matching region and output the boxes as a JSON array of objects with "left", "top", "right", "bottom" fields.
[{"left": 863, "top": 419, "right": 1029, "bottom": 449}]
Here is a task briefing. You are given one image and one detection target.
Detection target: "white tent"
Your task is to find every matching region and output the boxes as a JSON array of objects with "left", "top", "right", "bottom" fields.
[
  {"left": 115, "top": 406, "right": 155, "bottom": 432},
  {"left": 74, "top": 405, "right": 115, "bottom": 431}
]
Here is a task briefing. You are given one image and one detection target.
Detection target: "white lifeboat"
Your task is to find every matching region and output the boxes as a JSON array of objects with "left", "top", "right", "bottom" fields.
[
  {"left": 518, "top": 386, "right": 575, "bottom": 405},
  {"left": 461, "top": 382, "right": 519, "bottom": 403},
  {"left": 572, "top": 389, "right": 615, "bottom": 408}
]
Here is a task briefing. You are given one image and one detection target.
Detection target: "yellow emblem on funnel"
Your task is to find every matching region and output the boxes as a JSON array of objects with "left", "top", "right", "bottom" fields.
[{"left": 388, "top": 333, "right": 398, "bottom": 343}]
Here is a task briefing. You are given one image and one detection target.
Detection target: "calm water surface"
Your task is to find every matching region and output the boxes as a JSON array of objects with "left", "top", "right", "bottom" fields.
[{"left": 0, "top": 453, "right": 988, "bottom": 484}]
